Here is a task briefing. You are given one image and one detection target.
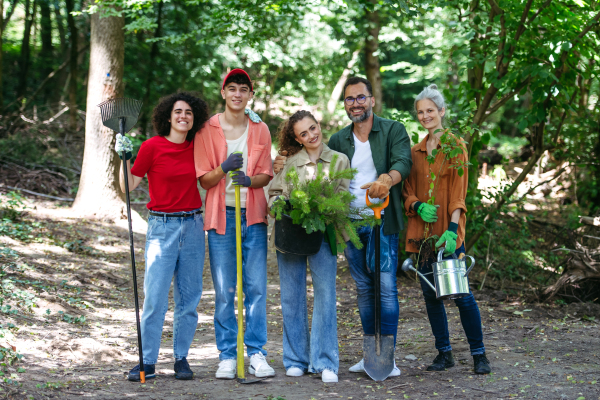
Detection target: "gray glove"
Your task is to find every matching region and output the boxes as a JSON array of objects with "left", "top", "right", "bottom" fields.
[{"left": 115, "top": 134, "right": 133, "bottom": 160}]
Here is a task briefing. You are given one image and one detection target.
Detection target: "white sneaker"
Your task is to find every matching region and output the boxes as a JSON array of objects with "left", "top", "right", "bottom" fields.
[
  {"left": 349, "top": 358, "right": 401, "bottom": 377},
  {"left": 215, "top": 359, "right": 236, "bottom": 379},
  {"left": 322, "top": 369, "right": 338, "bottom": 383},
  {"left": 286, "top": 367, "right": 304, "bottom": 377},
  {"left": 248, "top": 353, "right": 275, "bottom": 377}
]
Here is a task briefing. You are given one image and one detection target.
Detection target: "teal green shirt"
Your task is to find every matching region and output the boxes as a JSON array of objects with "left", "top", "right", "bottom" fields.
[{"left": 328, "top": 114, "right": 412, "bottom": 235}]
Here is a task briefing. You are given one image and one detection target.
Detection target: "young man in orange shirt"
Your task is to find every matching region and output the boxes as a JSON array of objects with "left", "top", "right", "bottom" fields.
[{"left": 194, "top": 69, "right": 274, "bottom": 379}]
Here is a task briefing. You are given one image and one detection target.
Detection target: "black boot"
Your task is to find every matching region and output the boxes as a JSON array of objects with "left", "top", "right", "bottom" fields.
[
  {"left": 174, "top": 357, "right": 194, "bottom": 380},
  {"left": 473, "top": 353, "right": 491, "bottom": 374},
  {"left": 426, "top": 351, "right": 455, "bottom": 371}
]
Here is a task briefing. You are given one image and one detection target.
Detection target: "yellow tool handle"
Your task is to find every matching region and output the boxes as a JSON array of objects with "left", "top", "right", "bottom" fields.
[{"left": 234, "top": 155, "right": 245, "bottom": 379}]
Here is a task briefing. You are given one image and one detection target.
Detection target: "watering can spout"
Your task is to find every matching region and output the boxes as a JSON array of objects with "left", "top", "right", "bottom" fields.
[{"left": 401, "top": 258, "right": 436, "bottom": 292}]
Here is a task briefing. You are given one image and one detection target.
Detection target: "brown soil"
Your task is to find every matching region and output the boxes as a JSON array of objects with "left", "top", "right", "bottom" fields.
[{"left": 1, "top": 199, "right": 599, "bottom": 400}]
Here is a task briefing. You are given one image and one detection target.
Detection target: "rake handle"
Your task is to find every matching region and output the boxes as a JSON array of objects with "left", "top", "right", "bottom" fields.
[{"left": 120, "top": 117, "right": 145, "bottom": 383}]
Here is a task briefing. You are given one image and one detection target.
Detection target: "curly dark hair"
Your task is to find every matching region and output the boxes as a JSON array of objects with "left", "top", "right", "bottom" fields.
[
  {"left": 276, "top": 110, "right": 318, "bottom": 157},
  {"left": 152, "top": 92, "right": 210, "bottom": 141}
]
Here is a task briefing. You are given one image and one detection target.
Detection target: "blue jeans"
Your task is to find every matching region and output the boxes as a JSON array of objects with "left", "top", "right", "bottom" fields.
[
  {"left": 207, "top": 208, "right": 268, "bottom": 360},
  {"left": 141, "top": 210, "right": 205, "bottom": 364},
  {"left": 277, "top": 240, "right": 339, "bottom": 374},
  {"left": 417, "top": 243, "right": 486, "bottom": 356},
  {"left": 344, "top": 223, "right": 399, "bottom": 343}
]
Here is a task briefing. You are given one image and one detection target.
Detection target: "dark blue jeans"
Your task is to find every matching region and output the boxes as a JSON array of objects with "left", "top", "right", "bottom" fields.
[
  {"left": 417, "top": 243, "right": 486, "bottom": 356},
  {"left": 345, "top": 223, "right": 399, "bottom": 343}
]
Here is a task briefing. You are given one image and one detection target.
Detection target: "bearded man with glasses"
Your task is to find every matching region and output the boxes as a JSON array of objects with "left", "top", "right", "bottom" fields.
[{"left": 273, "top": 76, "right": 412, "bottom": 378}]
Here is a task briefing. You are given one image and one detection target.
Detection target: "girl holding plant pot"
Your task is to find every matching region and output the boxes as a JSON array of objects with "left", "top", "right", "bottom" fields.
[
  {"left": 267, "top": 110, "right": 351, "bottom": 383},
  {"left": 402, "top": 84, "right": 491, "bottom": 375}
]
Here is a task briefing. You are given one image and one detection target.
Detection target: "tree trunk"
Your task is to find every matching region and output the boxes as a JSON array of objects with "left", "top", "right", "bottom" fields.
[
  {"left": 72, "top": 11, "right": 127, "bottom": 220},
  {"left": 0, "top": 0, "right": 4, "bottom": 112},
  {"left": 17, "top": 0, "right": 37, "bottom": 99},
  {"left": 139, "top": 0, "right": 163, "bottom": 137},
  {"left": 327, "top": 50, "right": 360, "bottom": 115},
  {"left": 2, "top": 0, "right": 20, "bottom": 32},
  {"left": 364, "top": 4, "right": 382, "bottom": 115},
  {"left": 39, "top": 0, "right": 53, "bottom": 100},
  {"left": 65, "top": 0, "right": 78, "bottom": 130}
]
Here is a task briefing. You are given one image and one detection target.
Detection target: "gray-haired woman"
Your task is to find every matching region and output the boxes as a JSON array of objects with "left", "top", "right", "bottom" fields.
[{"left": 402, "top": 84, "right": 491, "bottom": 375}]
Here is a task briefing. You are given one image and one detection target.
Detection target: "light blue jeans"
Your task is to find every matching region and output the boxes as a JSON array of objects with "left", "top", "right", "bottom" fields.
[
  {"left": 344, "top": 222, "right": 399, "bottom": 343},
  {"left": 277, "top": 240, "right": 339, "bottom": 374},
  {"left": 207, "top": 207, "right": 268, "bottom": 360},
  {"left": 141, "top": 210, "right": 205, "bottom": 365}
]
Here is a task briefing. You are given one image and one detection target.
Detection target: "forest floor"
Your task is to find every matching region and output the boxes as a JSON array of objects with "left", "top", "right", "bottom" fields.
[{"left": 0, "top": 199, "right": 599, "bottom": 400}]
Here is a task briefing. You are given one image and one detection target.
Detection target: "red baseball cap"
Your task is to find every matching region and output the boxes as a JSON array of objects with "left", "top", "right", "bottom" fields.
[{"left": 222, "top": 68, "right": 253, "bottom": 91}]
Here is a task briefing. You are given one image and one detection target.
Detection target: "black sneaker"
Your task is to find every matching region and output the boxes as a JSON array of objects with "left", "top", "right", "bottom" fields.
[
  {"left": 128, "top": 363, "right": 156, "bottom": 382},
  {"left": 473, "top": 353, "right": 491, "bottom": 374},
  {"left": 426, "top": 351, "right": 455, "bottom": 371},
  {"left": 174, "top": 357, "right": 194, "bottom": 380}
]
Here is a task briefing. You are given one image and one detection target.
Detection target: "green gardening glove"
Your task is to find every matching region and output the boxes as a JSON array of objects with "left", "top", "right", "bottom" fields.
[
  {"left": 435, "top": 222, "right": 458, "bottom": 256},
  {"left": 415, "top": 201, "right": 439, "bottom": 223}
]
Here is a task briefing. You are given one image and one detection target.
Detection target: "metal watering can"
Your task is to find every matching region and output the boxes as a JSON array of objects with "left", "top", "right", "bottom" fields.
[{"left": 401, "top": 248, "right": 476, "bottom": 300}]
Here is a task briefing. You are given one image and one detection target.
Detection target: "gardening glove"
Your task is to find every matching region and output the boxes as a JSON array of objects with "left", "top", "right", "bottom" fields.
[
  {"left": 114, "top": 134, "right": 133, "bottom": 160},
  {"left": 435, "top": 222, "right": 458, "bottom": 256},
  {"left": 273, "top": 150, "right": 288, "bottom": 174},
  {"left": 415, "top": 202, "right": 440, "bottom": 223},
  {"left": 245, "top": 108, "right": 262, "bottom": 123},
  {"left": 220, "top": 152, "right": 243, "bottom": 174},
  {"left": 360, "top": 173, "right": 393, "bottom": 199},
  {"left": 231, "top": 171, "right": 251, "bottom": 187}
]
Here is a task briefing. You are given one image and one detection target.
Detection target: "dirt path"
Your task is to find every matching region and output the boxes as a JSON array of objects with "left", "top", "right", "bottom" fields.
[{"left": 0, "top": 201, "right": 599, "bottom": 399}]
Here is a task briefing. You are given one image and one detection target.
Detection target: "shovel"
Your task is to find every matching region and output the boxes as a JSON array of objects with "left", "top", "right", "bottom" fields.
[
  {"left": 232, "top": 151, "right": 266, "bottom": 385},
  {"left": 363, "top": 189, "right": 395, "bottom": 382},
  {"left": 98, "top": 98, "right": 145, "bottom": 382}
]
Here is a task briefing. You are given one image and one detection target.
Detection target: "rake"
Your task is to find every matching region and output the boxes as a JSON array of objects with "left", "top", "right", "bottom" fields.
[{"left": 98, "top": 97, "right": 145, "bottom": 382}]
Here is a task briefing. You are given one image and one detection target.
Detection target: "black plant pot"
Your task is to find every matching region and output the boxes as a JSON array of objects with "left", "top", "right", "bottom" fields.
[{"left": 274, "top": 213, "right": 323, "bottom": 256}]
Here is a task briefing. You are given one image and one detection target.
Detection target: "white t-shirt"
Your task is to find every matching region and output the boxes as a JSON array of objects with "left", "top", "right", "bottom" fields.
[
  {"left": 349, "top": 132, "right": 379, "bottom": 217},
  {"left": 225, "top": 123, "right": 249, "bottom": 208}
]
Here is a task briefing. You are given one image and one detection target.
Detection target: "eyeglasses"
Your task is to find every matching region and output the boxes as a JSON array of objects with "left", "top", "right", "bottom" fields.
[{"left": 344, "top": 95, "right": 373, "bottom": 106}]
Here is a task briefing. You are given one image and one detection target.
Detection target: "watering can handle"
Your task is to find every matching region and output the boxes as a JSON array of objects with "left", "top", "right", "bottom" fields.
[
  {"left": 436, "top": 248, "right": 457, "bottom": 263},
  {"left": 464, "top": 255, "right": 476, "bottom": 277},
  {"left": 365, "top": 189, "right": 389, "bottom": 219}
]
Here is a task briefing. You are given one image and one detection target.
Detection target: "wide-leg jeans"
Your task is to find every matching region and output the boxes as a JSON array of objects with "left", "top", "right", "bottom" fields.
[
  {"left": 277, "top": 240, "right": 339, "bottom": 374},
  {"left": 141, "top": 210, "right": 205, "bottom": 364},
  {"left": 207, "top": 207, "right": 268, "bottom": 360}
]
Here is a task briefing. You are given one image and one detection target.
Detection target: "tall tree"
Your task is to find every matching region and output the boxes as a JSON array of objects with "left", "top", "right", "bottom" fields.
[
  {"left": 138, "top": 0, "right": 163, "bottom": 137},
  {"left": 72, "top": 11, "right": 126, "bottom": 218},
  {"left": 17, "top": 0, "right": 37, "bottom": 99},
  {"left": 364, "top": 1, "right": 382, "bottom": 114},
  {"left": 0, "top": 0, "right": 4, "bottom": 111},
  {"left": 39, "top": 0, "right": 54, "bottom": 100},
  {"left": 65, "top": 0, "right": 78, "bottom": 129}
]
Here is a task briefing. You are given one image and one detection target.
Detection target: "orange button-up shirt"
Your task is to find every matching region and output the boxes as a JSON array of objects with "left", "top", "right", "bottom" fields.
[
  {"left": 402, "top": 133, "right": 468, "bottom": 253},
  {"left": 194, "top": 114, "right": 273, "bottom": 234}
]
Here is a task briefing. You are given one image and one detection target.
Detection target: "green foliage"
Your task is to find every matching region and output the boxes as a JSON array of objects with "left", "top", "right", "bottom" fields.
[
  {"left": 36, "top": 381, "right": 65, "bottom": 390},
  {"left": 271, "top": 154, "right": 369, "bottom": 251},
  {"left": 57, "top": 311, "right": 86, "bottom": 324},
  {"left": 0, "top": 192, "right": 42, "bottom": 242}
]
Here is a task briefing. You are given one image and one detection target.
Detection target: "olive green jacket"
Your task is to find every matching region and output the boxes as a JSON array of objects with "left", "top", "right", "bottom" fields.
[{"left": 327, "top": 114, "right": 412, "bottom": 235}]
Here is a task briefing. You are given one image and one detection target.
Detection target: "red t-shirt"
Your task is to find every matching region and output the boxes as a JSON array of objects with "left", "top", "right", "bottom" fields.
[{"left": 131, "top": 136, "right": 202, "bottom": 212}]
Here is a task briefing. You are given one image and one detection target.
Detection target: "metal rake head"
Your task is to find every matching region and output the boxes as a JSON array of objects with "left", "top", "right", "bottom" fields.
[{"left": 98, "top": 97, "right": 143, "bottom": 134}]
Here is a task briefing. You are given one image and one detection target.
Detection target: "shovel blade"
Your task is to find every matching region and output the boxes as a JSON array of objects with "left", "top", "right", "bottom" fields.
[{"left": 363, "top": 334, "right": 395, "bottom": 381}]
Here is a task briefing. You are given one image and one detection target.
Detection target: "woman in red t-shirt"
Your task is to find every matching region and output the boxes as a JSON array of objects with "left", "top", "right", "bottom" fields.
[{"left": 116, "top": 92, "right": 209, "bottom": 382}]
